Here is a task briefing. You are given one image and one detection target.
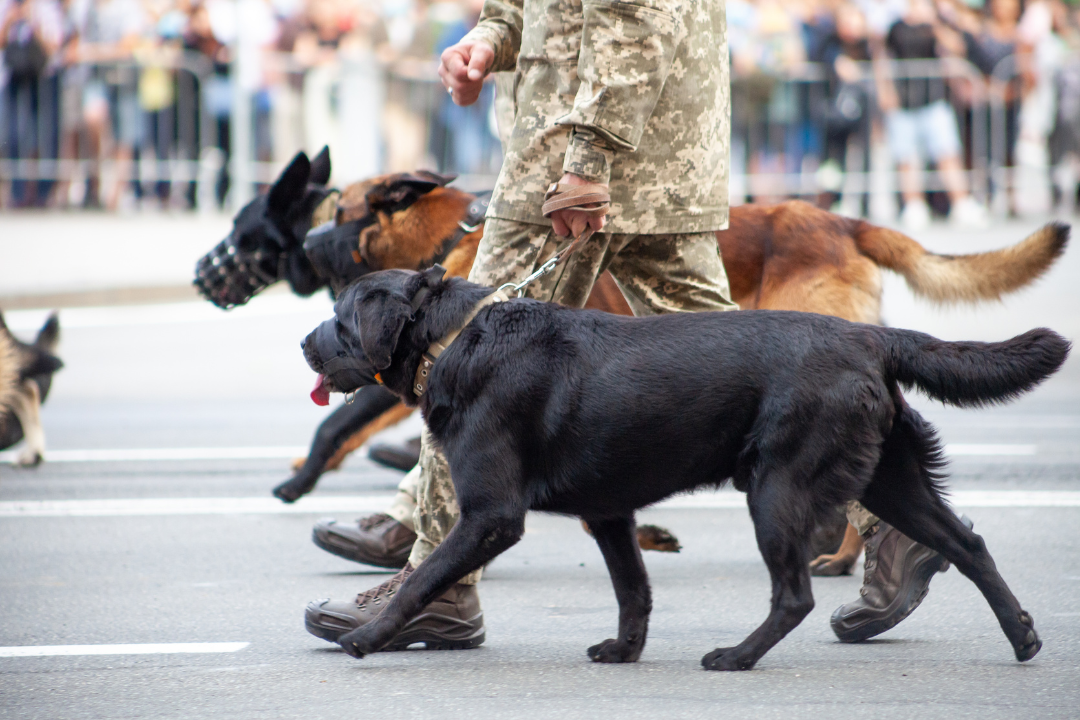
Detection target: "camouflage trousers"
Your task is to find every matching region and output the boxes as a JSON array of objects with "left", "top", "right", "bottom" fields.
[
  {"left": 407, "top": 218, "right": 738, "bottom": 583},
  {"left": 845, "top": 500, "right": 880, "bottom": 536}
]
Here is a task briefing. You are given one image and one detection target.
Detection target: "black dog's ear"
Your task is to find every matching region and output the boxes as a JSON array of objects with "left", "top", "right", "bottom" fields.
[
  {"left": 414, "top": 170, "right": 458, "bottom": 187},
  {"left": 354, "top": 291, "right": 412, "bottom": 371},
  {"left": 268, "top": 151, "right": 311, "bottom": 214},
  {"left": 34, "top": 312, "right": 60, "bottom": 352},
  {"left": 365, "top": 175, "right": 441, "bottom": 213},
  {"left": 421, "top": 264, "right": 447, "bottom": 288},
  {"left": 309, "top": 146, "right": 331, "bottom": 186}
]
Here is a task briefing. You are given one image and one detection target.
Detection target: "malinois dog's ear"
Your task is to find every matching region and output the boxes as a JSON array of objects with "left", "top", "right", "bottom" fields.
[
  {"left": 35, "top": 312, "right": 60, "bottom": 353},
  {"left": 268, "top": 151, "right": 311, "bottom": 214},
  {"left": 414, "top": 170, "right": 458, "bottom": 187},
  {"left": 309, "top": 146, "right": 332, "bottom": 186},
  {"left": 365, "top": 175, "right": 442, "bottom": 214},
  {"left": 353, "top": 289, "right": 412, "bottom": 372}
]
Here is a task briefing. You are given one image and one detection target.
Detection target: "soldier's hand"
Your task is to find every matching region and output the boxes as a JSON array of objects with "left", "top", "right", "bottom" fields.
[
  {"left": 438, "top": 40, "right": 495, "bottom": 107},
  {"left": 549, "top": 173, "right": 608, "bottom": 238}
]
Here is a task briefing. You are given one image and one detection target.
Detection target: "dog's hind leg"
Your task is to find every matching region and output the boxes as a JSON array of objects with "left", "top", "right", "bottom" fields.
[
  {"left": 702, "top": 479, "right": 817, "bottom": 671},
  {"left": 583, "top": 515, "right": 652, "bottom": 663},
  {"left": 859, "top": 409, "right": 1041, "bottom": 662}
]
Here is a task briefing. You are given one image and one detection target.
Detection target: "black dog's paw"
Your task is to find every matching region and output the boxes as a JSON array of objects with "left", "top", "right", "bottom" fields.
[
  {"left": 1014, "top": 611, "right": 1042, "bottom": 662},
  {"left": 338, "top": 628, "right": 374, "bottom": 659},
  {"left": 701, "top": 647, "right": 755, "bottom": 671},
  {"left": 272, "top": 479, "right": 307, "bottom": 503},
  {"left": 587, "top": 638, "right": 641, "bottom": 663}
]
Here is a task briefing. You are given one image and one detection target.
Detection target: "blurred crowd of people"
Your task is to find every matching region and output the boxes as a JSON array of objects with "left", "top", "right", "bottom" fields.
[
  {"left": 0, "top": 0, "right": 498, "bottom": 209},
  {"left": 731, "top": 0, "right": 1080, "bottom": 226},
  {"left": 3, "top": 0, "right": 1080, "bottom": 223}
]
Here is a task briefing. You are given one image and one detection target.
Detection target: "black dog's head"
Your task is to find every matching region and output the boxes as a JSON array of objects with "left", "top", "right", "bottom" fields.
[
  {"left": 0, "top": 311, "right": 63, "bottom": 449},
  {"left": 302, "top": 267, "right": 449, "bottom": 405},
  {"left": 194, "top": 147, "right": 333, "bottom": 309}
]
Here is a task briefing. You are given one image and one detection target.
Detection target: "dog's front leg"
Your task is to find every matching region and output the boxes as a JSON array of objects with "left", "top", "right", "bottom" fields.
[
  {"left": 583, "top": 515, "right": 652, "bottom": 664},
  {"left": 272, "top": 385, "right": 401, "bottom": 502},
  {"left": 337, "top": 508, "right": 525, "bottom": 658},
  {"left": 10, "top": 380, "right": 44, "bottom": 467}
]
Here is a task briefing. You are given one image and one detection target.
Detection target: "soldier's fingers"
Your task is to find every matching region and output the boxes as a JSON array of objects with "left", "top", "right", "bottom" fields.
[
  {"left": 467, "top": 43, "right": 494, "bottom": 81},
  {"left": 569, "top": 213, "right": 589, "bottom": 239},
  {"left": 551, "top": 213, "right": 571, "bottom": 237},
  {"left": 439, "top": 47, "right": 468, "bottom": 81},
  {"left": 452, "top": 81, "right": 483, "bottom": 106}
]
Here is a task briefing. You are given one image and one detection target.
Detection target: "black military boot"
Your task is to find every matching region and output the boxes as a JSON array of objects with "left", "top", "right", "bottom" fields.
[
  {"left": 305, "top": 565, "right": 485, "bottom": 650},
  {"left": 367, "top": 437, "right": 422, "bottom": 472},
  {"left": 830, "top": 516, "right": 973, "bottom": 642},
  {"left": 312, "top": 513, "right": 416, "bottom": 568}
]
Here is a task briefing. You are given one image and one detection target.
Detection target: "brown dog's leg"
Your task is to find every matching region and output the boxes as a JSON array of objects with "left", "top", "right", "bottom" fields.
[
  {"left": 292, "top": 404, "right": 414, "bottom": 473},
  {"left": 322, "top": 403, "right": 415, "bottom": 472},
  {"left": 809, "top": 523, "right": 864, "bottom": 576},
  {"left": 581, "top": 519, "right": 682, "bottom": 553}
]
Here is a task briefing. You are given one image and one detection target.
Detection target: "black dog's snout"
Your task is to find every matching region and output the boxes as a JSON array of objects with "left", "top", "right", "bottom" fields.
[{"left": 302, "top": 318, "right": 381, "bottom": 392}]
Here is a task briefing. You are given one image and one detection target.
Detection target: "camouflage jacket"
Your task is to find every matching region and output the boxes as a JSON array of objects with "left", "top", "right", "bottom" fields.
[{"left": 464, "top": 0, "right": 729, "bottom": 234}]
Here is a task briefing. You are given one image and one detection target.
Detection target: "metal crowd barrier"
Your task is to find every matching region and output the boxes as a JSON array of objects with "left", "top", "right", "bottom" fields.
[{"left": 0, "top": 53, "right": 1044, "bottom": 215}]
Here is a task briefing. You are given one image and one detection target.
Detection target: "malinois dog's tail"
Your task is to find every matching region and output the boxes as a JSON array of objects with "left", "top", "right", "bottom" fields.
[
  {"left": 854, "top": 222, "right": 1068, "bottom": 304},
  {"left": 882, "top": 326, "right": 1070, "bottom": 409}
]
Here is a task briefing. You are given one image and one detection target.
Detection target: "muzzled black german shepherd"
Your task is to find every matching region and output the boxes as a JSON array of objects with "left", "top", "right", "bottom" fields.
[{"left": 301, "top": 267, "right": 1068, "bottom": 670}]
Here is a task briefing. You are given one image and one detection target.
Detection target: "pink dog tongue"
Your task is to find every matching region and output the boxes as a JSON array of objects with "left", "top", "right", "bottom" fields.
[{"left": 310, "top": 374, "right": 330, "bottom": 406}]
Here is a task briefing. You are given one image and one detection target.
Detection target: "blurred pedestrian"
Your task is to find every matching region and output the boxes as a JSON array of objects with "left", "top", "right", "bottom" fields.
[
  {"left": 2, "top": 0, "right": 61, "bottom": 207},
  {"left": 875, "top": 0, "right": 988, "bottom": 229}
]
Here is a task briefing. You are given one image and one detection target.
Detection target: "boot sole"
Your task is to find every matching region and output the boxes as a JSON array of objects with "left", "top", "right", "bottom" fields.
[
  {"left": 306, "top": 611, "right": 485, "bottom": 651},
  {"left": 311, "top": 527, "right": 411, "bottom": 569}
]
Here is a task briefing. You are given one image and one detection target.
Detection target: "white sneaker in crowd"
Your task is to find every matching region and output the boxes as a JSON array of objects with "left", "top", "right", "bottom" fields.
[
  {"left": 899, "top": 199, "right": 931, "bottom": 232},
  {"left": 949, "top": 196, "right": 990, "bottom": 228}
]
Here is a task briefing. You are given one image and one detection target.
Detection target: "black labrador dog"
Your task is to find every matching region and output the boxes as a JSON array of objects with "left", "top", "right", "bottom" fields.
[{"left": 302, "top": 267, "right": 1067, "bottom": 670}]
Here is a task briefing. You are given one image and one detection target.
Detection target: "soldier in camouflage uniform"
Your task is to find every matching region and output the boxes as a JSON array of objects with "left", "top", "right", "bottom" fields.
[{"left": 304, "top": 0, "right": 738, "bottom": 648}]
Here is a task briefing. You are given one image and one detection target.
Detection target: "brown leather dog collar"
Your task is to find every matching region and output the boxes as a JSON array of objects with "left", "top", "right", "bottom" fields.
[{"left": 413, "top": 289, "right": 510, "bottom": 398}]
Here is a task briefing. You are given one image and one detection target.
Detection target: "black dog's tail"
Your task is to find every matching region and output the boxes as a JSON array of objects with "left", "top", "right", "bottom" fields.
[{"left": 881, "top": 327, "right": 1071, "bottom": 408}]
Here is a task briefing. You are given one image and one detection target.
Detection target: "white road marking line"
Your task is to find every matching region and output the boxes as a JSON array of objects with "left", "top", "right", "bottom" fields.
[
  {"left": 0, "top": 642, "right": 250, "bottom": 658},
  {"left": 946, "top": 444, "right": 1037, "bottom": 456},
  {"left": 0, "top": 443, "right": 1044, "bottom": 465},
  {"left": 0, "top": 447, "right": 309, "bottom": 463},
  {"left": 0, "top": 495, "right": 396, "bottom": 517},
  {"left": 2, "top": 491, "right": 1079, "bottom": 518}
]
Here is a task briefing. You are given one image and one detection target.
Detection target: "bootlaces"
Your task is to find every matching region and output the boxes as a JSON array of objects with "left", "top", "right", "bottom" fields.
[
  {"left": 354, "top": 566, "right": 412, "bottom": 608},
  {"left": 357, "top": 513, "right": 393, "bottom": 531},
  {"left": 858, "top": 524, "right": 881, "bottom": 597}
]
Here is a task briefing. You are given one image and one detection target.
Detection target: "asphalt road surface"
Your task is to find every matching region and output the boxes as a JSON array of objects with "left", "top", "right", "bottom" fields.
[{"left": 1, "top": 218, "right": 1078, "bottom": 719}]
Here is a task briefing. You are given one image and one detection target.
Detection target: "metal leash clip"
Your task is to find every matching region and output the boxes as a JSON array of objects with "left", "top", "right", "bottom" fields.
[{"left": 497, "top": 227, "right": 595, "bottom": 297}]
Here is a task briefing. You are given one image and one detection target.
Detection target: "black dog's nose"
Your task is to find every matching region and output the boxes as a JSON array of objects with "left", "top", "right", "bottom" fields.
[{"left": 300, "top": 338, "right": 307, "bottom": 351}]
